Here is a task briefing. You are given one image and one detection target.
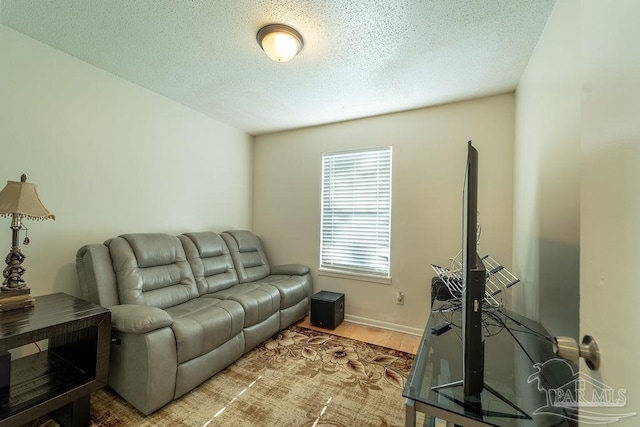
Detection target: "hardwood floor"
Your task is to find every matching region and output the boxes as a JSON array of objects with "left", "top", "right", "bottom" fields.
[{"left": 297, "top": 316, "right": 422, "bottom": 355}]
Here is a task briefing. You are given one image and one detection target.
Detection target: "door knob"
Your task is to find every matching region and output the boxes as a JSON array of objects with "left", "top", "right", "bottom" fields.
[{"left": 553, "top": 335, "right": 600, "bottom": 370}]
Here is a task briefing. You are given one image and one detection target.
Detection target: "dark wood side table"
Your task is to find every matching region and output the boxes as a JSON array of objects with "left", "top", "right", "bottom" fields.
[{"left": 0, "top": 293, "right": 110, "bottom": 427}]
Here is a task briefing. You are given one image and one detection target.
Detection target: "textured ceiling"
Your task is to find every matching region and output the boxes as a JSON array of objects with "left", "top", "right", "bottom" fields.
[{"left": 0, "top": 0, "right": 555, "bottom": 135}]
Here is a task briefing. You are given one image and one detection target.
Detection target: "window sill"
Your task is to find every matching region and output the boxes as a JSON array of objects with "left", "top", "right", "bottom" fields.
[{"left": 317, "top": 268, "right": 392, "bottom": 285}]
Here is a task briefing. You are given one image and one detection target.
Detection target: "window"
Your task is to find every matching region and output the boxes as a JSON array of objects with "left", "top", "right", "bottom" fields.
[{"left": 320, "top": 147, "right": 392, "bottom": 280}]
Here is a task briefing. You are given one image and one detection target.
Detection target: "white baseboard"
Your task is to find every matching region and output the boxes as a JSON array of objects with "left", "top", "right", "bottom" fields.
[{"left": 344, "top": 314, "right": 424, "bottom": 337}]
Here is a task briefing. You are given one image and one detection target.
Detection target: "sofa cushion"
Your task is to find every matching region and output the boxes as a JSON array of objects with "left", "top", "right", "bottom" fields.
[
  {"left": 207, "top": 282, "right": 280, "bottom": 328},
  {"left": 108, "top": 234, "right": 199, "bottom": 309},
  {"left": 253, "top": 275, "right": 311, "bottom": 310},
  {"left": 179, "top": 232, "right": 239, "bottom": 295},
  {"left": 221, "top": 230, "right": 271, "bottom": 283},
  {"left": 76, "top": 243, "right": 120, "bottom": 308},
  {"left": 165, "top": 298, "right": 244, "bottom": 364}
]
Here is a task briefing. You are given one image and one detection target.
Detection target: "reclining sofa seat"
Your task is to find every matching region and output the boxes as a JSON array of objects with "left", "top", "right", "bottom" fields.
[
  {"left": 179, "top": 231, "right": 281, "bottom": 352},
  {"left": 221, "top": 230, "right": 312, "bottom": 330},
  {"left": 179, "top": 230, "right": 313, "bottom": 351},
  {"left": 75, "top": 230, "right": 312, "bottom": 416}
]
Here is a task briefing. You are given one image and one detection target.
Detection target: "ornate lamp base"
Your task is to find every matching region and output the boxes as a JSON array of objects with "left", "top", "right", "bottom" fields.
[
  {"left": 3, "top": 245, "right": 27, "bottom": 290},
  {"left": 1, "top": 246, "right": 34, "bottom": 311}
]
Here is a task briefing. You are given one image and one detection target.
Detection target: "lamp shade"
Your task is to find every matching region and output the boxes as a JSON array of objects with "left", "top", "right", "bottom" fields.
[
  {"left": 0, "top": 177, "right": 55, "bottom": 221},
  {"left": 257, "top": 24, "right": 304, "bottom": 62}
]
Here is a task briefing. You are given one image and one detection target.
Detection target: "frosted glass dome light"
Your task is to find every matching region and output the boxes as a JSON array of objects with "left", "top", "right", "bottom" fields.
[{"left": 257, "top": 24, "right": 304, "bottom": 63}]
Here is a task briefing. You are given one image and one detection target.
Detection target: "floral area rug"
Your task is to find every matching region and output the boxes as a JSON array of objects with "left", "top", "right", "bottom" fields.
[{"left": 88, "top": 326, "right": 415, "bottom": 426}]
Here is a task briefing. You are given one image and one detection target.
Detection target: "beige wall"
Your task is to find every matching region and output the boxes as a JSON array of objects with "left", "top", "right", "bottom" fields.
[
  {"left": 513, "top": 0, "right": 581, "bottom": 338},
  {"left": 0, "top": 25, "right": 253, "bottom": 298},
  {"left": 254, "top": 94, "right": 515, "bottom": 331}
]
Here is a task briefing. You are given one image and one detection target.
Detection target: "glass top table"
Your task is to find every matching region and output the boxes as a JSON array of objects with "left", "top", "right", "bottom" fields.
[{"left": 403, "top": 301, "right": 577, "bottom": 426}]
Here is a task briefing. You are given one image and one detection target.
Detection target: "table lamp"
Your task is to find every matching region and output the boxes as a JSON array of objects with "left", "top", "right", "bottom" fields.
[{"left": 0, "top": 174, "right": 55, "bottom": 310}]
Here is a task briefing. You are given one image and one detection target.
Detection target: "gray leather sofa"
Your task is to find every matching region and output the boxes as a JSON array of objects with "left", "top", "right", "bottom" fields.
[{"left": 76, "top": 230, "right": 312, "bottom": 415}]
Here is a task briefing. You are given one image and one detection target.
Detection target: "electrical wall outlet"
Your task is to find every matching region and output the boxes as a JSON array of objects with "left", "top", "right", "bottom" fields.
[{"left": 396, "top": 291, "right": 404, "bottom": 305}]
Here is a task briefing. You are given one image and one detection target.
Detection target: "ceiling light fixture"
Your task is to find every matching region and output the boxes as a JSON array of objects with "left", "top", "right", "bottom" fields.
[{"left": 257, "top": 24, "right": 304, "bottom": 63}]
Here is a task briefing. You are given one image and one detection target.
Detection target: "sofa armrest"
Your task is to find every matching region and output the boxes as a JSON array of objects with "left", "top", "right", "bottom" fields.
[
  {"left": 271, "top": 264, "right": 310, "bottom": 276},
  {"left": 110, "top": 304, "right": 173, "bottom": 334}
]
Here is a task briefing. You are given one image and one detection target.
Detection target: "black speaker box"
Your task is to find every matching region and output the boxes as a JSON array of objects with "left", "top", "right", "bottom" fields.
[{"left": 311, "top": 291, "right": 344, "bottom": 330}]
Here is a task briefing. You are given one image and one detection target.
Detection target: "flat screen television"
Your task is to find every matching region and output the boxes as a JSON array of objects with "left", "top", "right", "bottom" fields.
[
  {"left": 461, "top": 140, "right": 487, "bottom": 397},
  {"left": 431, "top": 141, "right": 487, "bottom": 399},
  {"left": 432, "top": 142, "right": 528, "bottom": 418}
]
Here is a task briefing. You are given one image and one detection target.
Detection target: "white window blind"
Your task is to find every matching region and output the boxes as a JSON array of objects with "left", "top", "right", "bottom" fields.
[{"left": 320, "top": 147, "right": 392, "bottom": 278}]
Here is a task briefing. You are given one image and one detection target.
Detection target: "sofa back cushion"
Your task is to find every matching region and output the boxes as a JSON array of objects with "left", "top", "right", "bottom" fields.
[
  {"left": 221, "top": 230, "right": 271, "bottom": 283},
  {"left": 76, "top": 243, "right": 121, "bottom": 308},
  {"left": 179, "top": 232, "right": 239, "bottom": 295},
  {"left": 108, "top": 233, "right": 199, "bottom": 309}
]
